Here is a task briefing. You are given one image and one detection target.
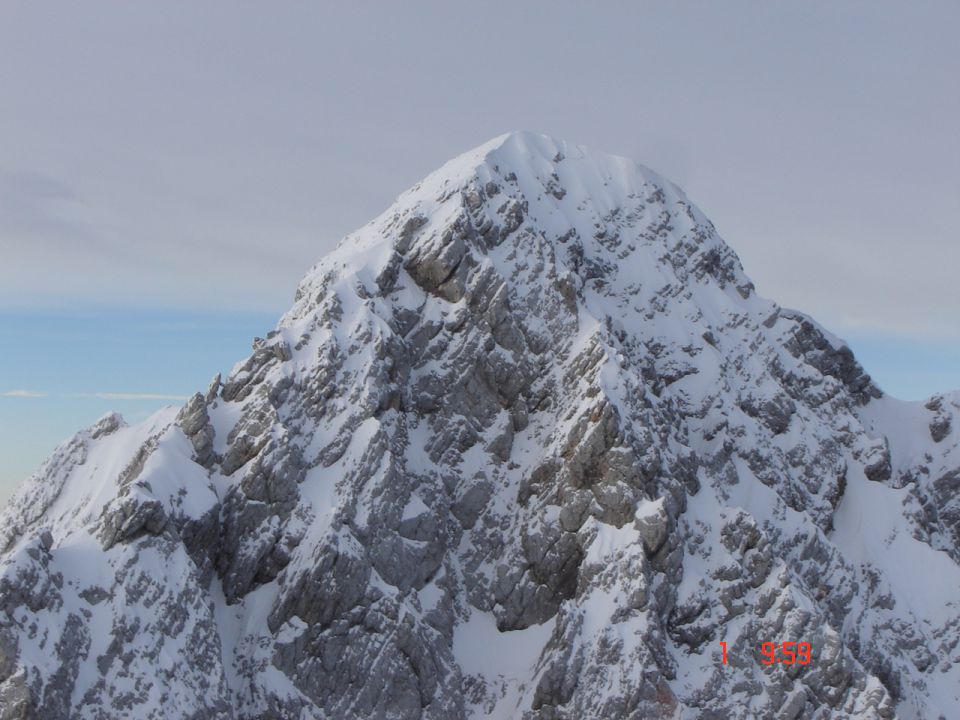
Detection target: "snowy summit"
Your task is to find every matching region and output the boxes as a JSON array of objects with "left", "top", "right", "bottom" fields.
[{"left": 1, "top": 132, "right": 959, "bottom": 719}]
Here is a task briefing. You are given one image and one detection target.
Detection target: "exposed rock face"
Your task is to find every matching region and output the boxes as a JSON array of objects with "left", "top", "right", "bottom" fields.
[{"left": 2, "top": 132, "right": 959, "bottom": 719}]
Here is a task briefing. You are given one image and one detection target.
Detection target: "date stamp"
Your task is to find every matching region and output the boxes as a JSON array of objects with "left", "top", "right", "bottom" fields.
[{"left": 719, "top": 641, "right": 811, "bottom": 665}]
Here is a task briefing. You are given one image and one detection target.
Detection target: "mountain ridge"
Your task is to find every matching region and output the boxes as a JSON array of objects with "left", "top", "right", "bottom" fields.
[{"left": 2, "top": 132, "right": 958, "bottom": 719}]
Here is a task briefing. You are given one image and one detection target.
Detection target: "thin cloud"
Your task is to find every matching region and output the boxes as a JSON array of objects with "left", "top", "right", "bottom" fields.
[
  {"left": 2, "top": 390, "right": 189, "bottom": 401},
  {"left": 80, "top": 392, "right": 191, "bottom": 401}
]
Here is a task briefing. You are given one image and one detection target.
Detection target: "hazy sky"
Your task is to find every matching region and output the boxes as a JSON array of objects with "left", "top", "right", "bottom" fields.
[{"left": 2, "top": 2, "right": 959, "bottom": 503}]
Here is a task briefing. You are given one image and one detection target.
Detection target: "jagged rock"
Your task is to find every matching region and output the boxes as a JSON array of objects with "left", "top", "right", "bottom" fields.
[
  {"left": 0, "top": 668, "right": 30, "bottom": 720},
  {"left": 926, "top": 396, "right": 953, "bottom": 442},
  {"left": 1, "top": 132, "right": 958, "bottom": 719},
  {"left": 635, "top": 499, "right": 671, "bottom": 557},
  {"left": 96, "top": 494, "right": 168, "bottom": 550},
  {"left": 176, "top": 392, "right": 216, "bottom": 466}
]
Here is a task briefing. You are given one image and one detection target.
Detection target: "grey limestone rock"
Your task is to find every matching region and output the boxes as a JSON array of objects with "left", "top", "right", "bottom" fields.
[{"left": 1, "top": 132, "right": 957, "bottom": 719}]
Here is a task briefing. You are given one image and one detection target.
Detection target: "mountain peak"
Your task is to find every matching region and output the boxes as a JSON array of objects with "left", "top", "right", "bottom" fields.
[
  {"left": 2, "top": 136, "right": 958, "bottom": 719},
  {"left": 414, "top": 130, "right": 661, "bottom": 188},
  {"left": 397, "top": 130, "right": 680, "bottom": 230},
  {"left": 425, "top": 130, "right": 668, "bottom": 186},
  {"left": 289, "top": 131, "right": 752, "bottom": 343}
]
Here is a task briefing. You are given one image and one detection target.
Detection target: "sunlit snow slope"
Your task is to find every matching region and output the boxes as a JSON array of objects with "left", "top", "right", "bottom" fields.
[{"left": 2, "top": 132, "right": 959, "bottom": 719}]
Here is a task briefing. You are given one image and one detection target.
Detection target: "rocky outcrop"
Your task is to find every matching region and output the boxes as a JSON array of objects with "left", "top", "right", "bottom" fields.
[{"left": 1, "top": 132, "right": 958, "bottom": 719}]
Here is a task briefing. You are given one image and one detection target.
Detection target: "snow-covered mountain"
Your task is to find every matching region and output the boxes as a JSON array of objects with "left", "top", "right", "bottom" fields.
[{"left": 2, "top": 132, "right": 958, "bottom": 719}]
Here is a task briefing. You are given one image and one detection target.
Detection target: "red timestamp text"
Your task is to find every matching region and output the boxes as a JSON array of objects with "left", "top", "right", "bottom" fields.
[{"left": 719, "top": 641, "right": 812, "bottom": 665}]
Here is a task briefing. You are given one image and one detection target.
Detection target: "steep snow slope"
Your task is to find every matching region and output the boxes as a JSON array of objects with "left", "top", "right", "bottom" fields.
[{"left": 2, "top": 132, "right": 958, "bottom": 719}]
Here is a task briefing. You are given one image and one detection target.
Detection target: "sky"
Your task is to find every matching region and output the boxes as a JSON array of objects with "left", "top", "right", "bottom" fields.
[{"left": 1, "top": 1, "right": 959, "bottom": 504}]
